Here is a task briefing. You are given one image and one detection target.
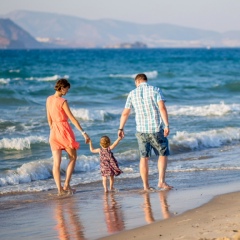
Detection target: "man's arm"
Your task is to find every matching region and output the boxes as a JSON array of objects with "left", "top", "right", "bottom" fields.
[
  {"left": 158, "top": 100, "right": 170, "bottom": 137},
  {"left": 118, "top": 108, "right": 131, "bottom": 138}
]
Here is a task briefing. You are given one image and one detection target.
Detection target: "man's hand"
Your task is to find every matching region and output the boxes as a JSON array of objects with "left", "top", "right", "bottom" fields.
[
  {"left": 164, "top": 127, "right": 170, "bottom": 137},
  {"left": 118, "top": 129, "right": 125, "bottom": 139}
]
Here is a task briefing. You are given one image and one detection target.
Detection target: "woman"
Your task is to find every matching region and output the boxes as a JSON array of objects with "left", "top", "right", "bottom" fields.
[{"left": 46, "top": 78, "right": 90, "bottom": 195}]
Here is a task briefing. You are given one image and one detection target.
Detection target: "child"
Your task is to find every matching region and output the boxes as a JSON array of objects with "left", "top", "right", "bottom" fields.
[{"left": 89, "top": 136, "right": 123, "bottom": 193}]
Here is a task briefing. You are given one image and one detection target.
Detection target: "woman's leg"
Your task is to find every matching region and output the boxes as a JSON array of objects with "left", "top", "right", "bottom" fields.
[
  {"left": 52, "top": 150, "right": 63, "bottom": 194},
  {"left": 64, "top": 147, "right": 77, "bottom": 192}
]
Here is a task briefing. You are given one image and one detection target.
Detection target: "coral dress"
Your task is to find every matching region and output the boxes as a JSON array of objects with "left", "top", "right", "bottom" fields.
[
  {"left": 46, "top": 95, "right": 79, "bottom": 151},
  {"left": 100, "top": 147, "right": 123, "bottom": 177}
]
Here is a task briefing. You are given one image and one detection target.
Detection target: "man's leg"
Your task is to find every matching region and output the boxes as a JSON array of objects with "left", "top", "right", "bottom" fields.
[
  {"left": 140, "top": 157, "right": 149, "bottom": 190},
  {"left": 158, "top": 155, "right": 173, "bottom": 189}
]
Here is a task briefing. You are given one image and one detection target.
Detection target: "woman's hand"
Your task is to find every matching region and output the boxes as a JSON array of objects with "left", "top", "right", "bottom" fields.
[{"left": 84, "top": 133, "right": 90, "bottom": 144}]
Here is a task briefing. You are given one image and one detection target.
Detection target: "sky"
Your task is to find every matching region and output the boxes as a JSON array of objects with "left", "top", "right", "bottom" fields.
[{"left": 1, "top": 0, "right": 240, "bottom": 32}]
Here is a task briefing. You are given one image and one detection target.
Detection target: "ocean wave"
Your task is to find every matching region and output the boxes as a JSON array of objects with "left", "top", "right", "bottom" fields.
[
  {"left": 109, "top": 70, "right": 158, "bottom": 79},
  {"left": 169, "top": 102, "right": 240, "bottom": 117},
  {"left": 0, "top": 78, "right": 10, "bottom": 84},
  {"left": 71, "top": 108, "right": 121, "bottom": 121},
  {"left": 9, "top": 69, "right": 21, "bottom": 73},
  {"left": 169, "top": 166, "right": 240, "bottom": 173},
  {"left": 0, "top": 136, "right": 48, "bottom": 150},
  {"left": 171, "top": 127, "right": 240, "bottom": 151},
  {"left": 0, "top": 150, "right": 139, "bottom": 188},
  {"left": 26, "top": 75, "right": 69, "bottom": 81}
]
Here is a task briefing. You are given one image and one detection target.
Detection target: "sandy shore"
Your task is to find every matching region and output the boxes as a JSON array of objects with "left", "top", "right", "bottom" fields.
[
  {"left": 100, "top": 191, "right": 240, "bottom": 240},
  {"left": 1, "top": 180, "right": 240, "bottom": 239}
]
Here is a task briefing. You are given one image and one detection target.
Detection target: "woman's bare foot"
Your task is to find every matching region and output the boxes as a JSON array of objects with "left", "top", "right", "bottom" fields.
[
  {"left": 109, "top": 188, "right": 118, "bottom": 192},
  {"left": 57, "top": 189, "right": 68, "bottom": 196},
  {"left": 63, "top": 185, "right": 76, "bottom": 194}
]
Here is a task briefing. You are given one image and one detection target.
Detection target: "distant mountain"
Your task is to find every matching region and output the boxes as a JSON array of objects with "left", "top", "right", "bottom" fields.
[
  {"left": 0, "top": 18, "right": 43, "bottom": 49},
  {"left": 2, "top": 10, "right": 240, "bottom": 48}
]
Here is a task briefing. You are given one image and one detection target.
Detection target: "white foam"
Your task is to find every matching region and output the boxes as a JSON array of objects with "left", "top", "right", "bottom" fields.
[
  {"left": 71, "top": 108, "right": 119, "bottom": 121},
  {"left": 0, "top": 136, "right": 48, "bottom": 150},
  {"left": 169, "top": 102, "right": 240, "bottom": 117},
  {"left": 25, "top": 75, "right": 69, "bottom": 81},
  {"left": 9, "top": 69, "right": 21, "bottom": 73},
  {"left": 0, "top": 78, "right": 10, "bottom": 84},
  {"left": 171, "top": 127, "right": 240, "bottom": 150},
  {"left": 109, "top": 70, "right": 158, "bottom": 79}
]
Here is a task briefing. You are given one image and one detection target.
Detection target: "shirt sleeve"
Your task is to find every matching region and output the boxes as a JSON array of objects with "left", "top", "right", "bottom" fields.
[
  {"left": 125, "top": 92, "right": 132, "bottom": 109},
  {"left": 155, "top": 87, "right": 166, "bottom": 102}
]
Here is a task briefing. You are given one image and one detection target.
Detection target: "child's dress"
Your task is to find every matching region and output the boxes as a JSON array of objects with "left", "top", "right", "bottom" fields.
[{"left": 100, "top": 147, "right": 123, "bottom": 177}]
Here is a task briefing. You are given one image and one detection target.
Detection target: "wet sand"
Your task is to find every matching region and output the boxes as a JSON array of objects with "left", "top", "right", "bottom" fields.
[
  {"left": 0, "top": 180, "right": 240, "bottom": 239},
  {"left": 101, "top": 191, "right": 240, "bottom": 240}
]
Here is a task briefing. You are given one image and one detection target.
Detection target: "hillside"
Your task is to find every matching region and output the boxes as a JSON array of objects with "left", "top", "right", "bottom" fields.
[
  {"left": 2, "top": 10, "right": 240, "bottom": 48},
  {"left": 0, "top": 18, "right": 43, "bottom": 49}
]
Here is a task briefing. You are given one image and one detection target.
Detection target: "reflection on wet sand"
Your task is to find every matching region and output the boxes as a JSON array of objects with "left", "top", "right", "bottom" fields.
[
  {"left": 142, "top": 193, "right": 155, "bottom": 223},
  {"left": 54, "top": 198, "right": 85, "bottom": 240},
  {"left": 159, "top": 190, "right": 171, "bottom": 219},
  {"left": 142, "top": 190, "right": 172, "bottom": 224},
  {"left": 103, "top": 193, "right": 125, "bottom": 234}
]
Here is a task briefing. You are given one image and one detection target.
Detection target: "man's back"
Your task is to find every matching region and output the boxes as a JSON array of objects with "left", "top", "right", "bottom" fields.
[{"left": 125, "top": 82, "right": 165, "bottom": 133}]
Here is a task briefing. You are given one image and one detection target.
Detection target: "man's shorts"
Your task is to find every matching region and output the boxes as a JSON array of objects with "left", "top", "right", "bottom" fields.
[{"left": 135, "top": 129, "right": 170, "bottom": 158}]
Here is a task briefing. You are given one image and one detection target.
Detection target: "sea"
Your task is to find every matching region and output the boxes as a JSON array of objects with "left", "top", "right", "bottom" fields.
[{"left": 0, "top": 48, "right": 240, "bottom": 195}]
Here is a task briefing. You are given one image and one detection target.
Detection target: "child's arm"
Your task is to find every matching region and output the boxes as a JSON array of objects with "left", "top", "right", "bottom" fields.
[
  {"left": 109, "top": 137, "right": 122, "bottom": 150},
  {"left": 89, "top": 140, "right": 100, "bottom": 153}
]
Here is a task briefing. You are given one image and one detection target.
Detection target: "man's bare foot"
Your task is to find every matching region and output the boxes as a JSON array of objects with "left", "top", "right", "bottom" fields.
[{"left": 158, "top": 182, "right": 173, "bottom": 190}]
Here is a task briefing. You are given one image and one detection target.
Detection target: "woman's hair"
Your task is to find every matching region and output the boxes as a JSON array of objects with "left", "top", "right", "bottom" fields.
[
  {"left": 100, "top": 136, "right": 111, "bottom": 148},
  {"left": 54, "top": 78, "right": 71, "bottom": 91}
]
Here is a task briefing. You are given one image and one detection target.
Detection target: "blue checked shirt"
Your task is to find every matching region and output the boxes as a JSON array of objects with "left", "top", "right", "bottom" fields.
[{"left": 125, "top": 82, "right": 165, "bottom": 133}]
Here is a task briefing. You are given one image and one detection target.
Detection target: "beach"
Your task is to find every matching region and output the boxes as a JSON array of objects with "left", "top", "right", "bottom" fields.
[
  {"left": 101, "top": 190, "right": 240, "bottom": 240},
  {"left": 1, "top": 48, "right": 240, "bottom": 239},
  {"left": 1, "top": 177, "right": 240, "bottom": 239}
]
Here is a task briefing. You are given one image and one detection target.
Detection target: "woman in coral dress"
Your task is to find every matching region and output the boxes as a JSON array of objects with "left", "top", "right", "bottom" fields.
[{"left": 46, "top": 78, "right": 90, "bottom": 195}]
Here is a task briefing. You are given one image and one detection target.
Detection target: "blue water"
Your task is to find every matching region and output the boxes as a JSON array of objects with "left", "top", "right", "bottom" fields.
[{"left": 0, "top": 48, "right": 240, "bottom": 194}]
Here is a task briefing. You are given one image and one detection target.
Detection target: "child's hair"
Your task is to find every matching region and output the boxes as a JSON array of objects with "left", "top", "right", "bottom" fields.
[
  {"left": 100, "top": 136, "right": 111, "bottom": 148},
  {"left": 54, "top": 78, "right": 70, "bottom": 91}
]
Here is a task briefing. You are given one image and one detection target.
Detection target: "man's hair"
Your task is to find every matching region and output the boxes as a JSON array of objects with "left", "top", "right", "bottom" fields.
[
  {"left": 54, "top": 78, "right": 71, "bottom": 91},
  {"left": 135, "top": 73, "right": 148, "bottom": 81},
  {"left": 100, "top": 136, "right": 111, "bottom": 148}
]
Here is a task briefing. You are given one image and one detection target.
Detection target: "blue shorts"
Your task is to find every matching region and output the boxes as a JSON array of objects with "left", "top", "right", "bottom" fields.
[{"left": 135, "top": 129, "right": 170, "bottom": 158}]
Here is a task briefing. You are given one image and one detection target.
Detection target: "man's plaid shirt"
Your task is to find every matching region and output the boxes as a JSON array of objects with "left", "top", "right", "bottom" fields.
[{"left": 125, "top": 82, "right": 165, "bottom": 133}]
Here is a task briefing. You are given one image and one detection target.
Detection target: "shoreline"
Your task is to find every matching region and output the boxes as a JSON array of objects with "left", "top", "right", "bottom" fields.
[
  {"left": 1, "top": 179, "right": 240, "bottom": 239},
  {"left": 100, "top": 190, "right": 240, "bottom": 240}
]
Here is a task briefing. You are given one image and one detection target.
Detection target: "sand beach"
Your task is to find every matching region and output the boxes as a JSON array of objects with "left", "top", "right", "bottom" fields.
[{"left": 1, "top": 178, "right": 240, "bottom": 240}]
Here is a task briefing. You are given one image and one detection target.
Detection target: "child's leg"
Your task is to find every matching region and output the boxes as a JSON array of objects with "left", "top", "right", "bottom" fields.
[
  {"left": 109, "top": 175, "right": 115, "bottom": 191},
  {"left": 102, "top": 176, "right": 108, "bottom": 192}
]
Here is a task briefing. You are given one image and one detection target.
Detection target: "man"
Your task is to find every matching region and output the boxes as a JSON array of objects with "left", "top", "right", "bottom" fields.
[{"left": 118, "top": 73, "right": 173, "bottom": 191}]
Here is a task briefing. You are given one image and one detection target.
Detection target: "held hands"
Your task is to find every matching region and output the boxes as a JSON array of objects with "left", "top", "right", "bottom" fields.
[
  {"left": 83, "top": 133, "right": 90, "bottom": 144},
  {"left": 118, "top": 129, "right": 124, "bottom": 139}
]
